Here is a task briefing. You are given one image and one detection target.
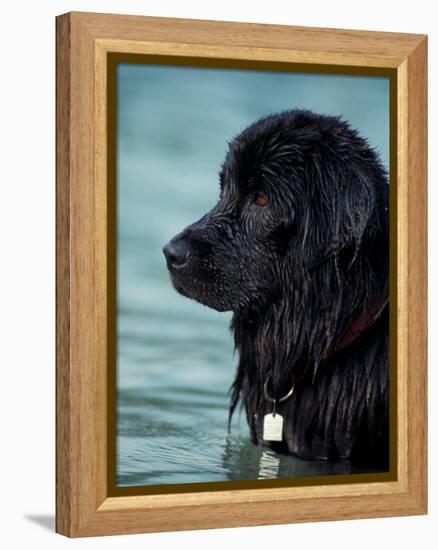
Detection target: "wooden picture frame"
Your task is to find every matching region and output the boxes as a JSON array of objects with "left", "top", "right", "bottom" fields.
[{"left": 56, "top": 11, "right": 428, "bottom": 537}]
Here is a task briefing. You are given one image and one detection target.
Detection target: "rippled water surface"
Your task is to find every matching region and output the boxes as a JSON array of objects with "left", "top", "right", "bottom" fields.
[{"left": 116, "top": 64, "right": 389, "bottom": 487}]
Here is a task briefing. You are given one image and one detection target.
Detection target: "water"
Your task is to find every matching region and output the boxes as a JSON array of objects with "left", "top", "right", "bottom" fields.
[{"left": 116, "top": 63, "right": 389, "bottom": 487}]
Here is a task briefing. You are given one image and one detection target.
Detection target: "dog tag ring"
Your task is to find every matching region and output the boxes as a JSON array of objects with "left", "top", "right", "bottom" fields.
[{"left": 262, "top": 376, "right": 295, "bottom": 442}]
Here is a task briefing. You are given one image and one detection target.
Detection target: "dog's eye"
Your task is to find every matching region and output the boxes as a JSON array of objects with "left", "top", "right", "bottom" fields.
[{"left": 254, "top": 194, "right": 269, "bottom": 207}]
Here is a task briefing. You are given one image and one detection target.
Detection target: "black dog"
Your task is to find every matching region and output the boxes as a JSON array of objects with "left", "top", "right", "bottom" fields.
[{"left": 164, "top": 110, "right": 389, "bottom": 468}]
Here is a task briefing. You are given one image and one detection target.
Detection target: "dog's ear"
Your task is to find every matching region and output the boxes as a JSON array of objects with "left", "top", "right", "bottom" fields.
[{"left": 301, "top": 171, "right": 384, "bottom": 273}]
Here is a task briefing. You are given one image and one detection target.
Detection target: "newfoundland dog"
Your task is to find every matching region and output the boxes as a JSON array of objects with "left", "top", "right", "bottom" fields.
[{"left": 163, "top": 110, "right": 389, "bottom": 468}]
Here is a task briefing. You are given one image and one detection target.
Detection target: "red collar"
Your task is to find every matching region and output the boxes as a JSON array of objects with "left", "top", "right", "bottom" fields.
[{"left": 324, "top": 297, "right": 389, "bottom": 359}]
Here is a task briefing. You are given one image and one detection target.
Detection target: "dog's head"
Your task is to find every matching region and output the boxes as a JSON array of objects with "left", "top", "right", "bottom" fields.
[{"left": 163, "top": 110, "right": 389, "bottom": 320}]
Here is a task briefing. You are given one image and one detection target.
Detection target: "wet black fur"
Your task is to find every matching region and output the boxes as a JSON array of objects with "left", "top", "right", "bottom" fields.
[{"left": 164, "top": 110, "right": 389, "bottom": 467}]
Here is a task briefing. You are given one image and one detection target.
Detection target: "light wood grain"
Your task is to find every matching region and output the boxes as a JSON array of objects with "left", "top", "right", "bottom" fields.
[
  {"left": 406, "top": 37, "right": 428, "bottom": 510},
  {"left": 396, "top": 59, "right": 409, "bottom": 489},
  {"left": 56, "top": 11, "right": 428, "bottom": 537},
  {"left": 76, "top": 11, "right": 424, "bottom": 64},
  {"left": 55, "top": 13, "right": 71, "bottom": 537}
]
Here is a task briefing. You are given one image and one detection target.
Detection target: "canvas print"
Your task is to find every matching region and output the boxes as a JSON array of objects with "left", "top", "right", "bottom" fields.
[{"left": 115, "top": 62, "right": 390, "bottom": 488}]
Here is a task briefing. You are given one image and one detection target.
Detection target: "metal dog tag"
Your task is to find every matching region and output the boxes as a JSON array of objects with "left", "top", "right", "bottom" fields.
[{"left": 263, "top": 413, "right": 283, "bottom": 442}]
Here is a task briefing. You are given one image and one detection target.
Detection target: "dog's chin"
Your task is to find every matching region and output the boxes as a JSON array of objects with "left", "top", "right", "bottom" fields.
[{"left": 167, "top": 270, "right": 233, "bottom": 313}]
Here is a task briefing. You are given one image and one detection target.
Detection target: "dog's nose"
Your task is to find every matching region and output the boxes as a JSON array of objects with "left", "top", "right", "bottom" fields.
[{"left": 163, "top": 239, "right": 190, "bottom": 268}]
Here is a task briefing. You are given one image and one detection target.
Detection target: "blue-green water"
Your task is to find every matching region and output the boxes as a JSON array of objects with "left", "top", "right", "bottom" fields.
[{"left": 116, "top": 64, "right": 389, "bottom": 487}]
